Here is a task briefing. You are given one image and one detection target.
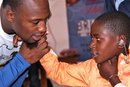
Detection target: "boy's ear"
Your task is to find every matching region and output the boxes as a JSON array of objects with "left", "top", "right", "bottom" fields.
[
  {"left": 5, "top": 6, "right": 15, "bottom": 22},
  {"left": 117, "top": 35, "right": 126, "bottom": 48}
]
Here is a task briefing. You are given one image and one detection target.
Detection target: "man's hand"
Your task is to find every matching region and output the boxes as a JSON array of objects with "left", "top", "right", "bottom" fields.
[
  {"left": 19, "top": 36, "right": 50, "bottom": 64},
  {"left": 97, "top": 58, "right": 121, "bottom": 86},
  {"left": 13, "top": 35, "right": 22, "bottom": 47}
]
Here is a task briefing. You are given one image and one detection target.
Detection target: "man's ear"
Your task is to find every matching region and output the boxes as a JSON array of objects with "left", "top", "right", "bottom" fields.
[{"left": 5, "top": 6, "right": 15, "bottom": 22}]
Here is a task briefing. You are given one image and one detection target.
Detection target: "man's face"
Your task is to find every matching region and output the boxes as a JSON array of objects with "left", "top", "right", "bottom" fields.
[
  {"left": 90, "top": 21, "right": 119, "bottom": 63},
  {"left": 11, "top": 0, "right": 50, "bottom": 43}
]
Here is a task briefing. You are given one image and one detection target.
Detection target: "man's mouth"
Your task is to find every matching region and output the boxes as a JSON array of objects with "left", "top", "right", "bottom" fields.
[{"left": 32, "top": 34, "right": 43, "bottom": 41}]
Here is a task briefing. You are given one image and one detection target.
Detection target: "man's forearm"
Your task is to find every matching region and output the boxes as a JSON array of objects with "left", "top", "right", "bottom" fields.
[{"left": 0, "top": 53, "right": 30, "bottom": 87}]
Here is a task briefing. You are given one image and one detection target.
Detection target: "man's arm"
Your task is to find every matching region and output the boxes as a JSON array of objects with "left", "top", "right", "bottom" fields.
[
  {"left": 11, "top": 69, "right": 28, "bottom": 87},
  {"left": 0, "top": 53, "right": 30, "bottom": 87},
  {"left": 0, "top": 36, "right": 50, "bottom": 87}
]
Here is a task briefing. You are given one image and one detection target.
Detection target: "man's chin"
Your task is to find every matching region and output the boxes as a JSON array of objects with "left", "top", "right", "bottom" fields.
[
  {"left": 26, "top": 39, "right": 38, "bottom": 44},
  {"left": 25, "top": 39, "right": 38, "bottom": 44}
]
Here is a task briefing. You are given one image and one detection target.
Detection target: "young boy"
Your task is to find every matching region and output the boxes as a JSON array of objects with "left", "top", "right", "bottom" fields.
[{"left": 40, "top": 11, "right": 130, "bottom": 87}]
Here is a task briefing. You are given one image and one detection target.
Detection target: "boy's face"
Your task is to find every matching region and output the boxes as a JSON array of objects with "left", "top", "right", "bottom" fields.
[
  {"left": 90, "top": 21, "right": 119, "bottom": 63},
  {"left": 10, "top": 0, "right": 50, "bottom": 43}
]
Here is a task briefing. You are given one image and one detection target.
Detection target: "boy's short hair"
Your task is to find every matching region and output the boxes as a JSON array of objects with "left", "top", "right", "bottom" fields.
[{"left": 94, "top": 11, "right": 130, "bottom": 41}]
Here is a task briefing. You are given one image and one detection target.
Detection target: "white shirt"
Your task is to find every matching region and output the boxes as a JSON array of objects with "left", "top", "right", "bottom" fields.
[
  {"left": 115, "top": 0, "right": 124, "bottom": 10},
  {"left": 0, "top": 16, "right": 21, "bottom": 65}
]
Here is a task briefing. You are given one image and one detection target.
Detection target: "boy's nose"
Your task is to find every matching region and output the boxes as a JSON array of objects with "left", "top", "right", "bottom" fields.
[{"left": 90, "top": 40, "right": 96, "bottom": 49}]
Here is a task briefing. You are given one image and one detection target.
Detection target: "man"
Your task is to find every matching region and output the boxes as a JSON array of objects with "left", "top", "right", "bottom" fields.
[
  {"left": 0, "top": 0, "right": 50, "bottom": 87},
  {"left": 40, "top": 11, "right": 130, "bottom": 87}
]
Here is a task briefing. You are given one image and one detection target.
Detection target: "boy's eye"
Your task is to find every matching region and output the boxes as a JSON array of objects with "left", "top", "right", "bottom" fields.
[
  {"left": 95, "top": 36, "right": 100, "bottom": 41},
  {"left": 97, "top": 38, "right": 100, "bottom": 41}
]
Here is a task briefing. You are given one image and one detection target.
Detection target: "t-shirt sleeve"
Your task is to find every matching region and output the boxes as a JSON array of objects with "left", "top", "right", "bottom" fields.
[
  {"left": 0, "top": 53, "right": 30, "bottom": 87},
  {"left": 40, "top": 50, "right": 92, "bottom": 86}
]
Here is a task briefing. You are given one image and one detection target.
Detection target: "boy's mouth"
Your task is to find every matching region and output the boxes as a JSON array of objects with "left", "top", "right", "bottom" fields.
[{"left": 91, "top": 49, "right": 99, "bottom": 58}]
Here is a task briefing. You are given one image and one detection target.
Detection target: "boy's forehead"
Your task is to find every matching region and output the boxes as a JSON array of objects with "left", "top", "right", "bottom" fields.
[
  {"left": 91, "top": 23, "right": 114, "bottom": 36},
  {"left": 91, "top": 22, "right": 104, "bottom": 33}
]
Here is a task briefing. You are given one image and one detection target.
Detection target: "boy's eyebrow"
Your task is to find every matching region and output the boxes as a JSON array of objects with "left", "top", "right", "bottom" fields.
[{"left": 90, "top": 33, "right": 99, "bottom": 37}]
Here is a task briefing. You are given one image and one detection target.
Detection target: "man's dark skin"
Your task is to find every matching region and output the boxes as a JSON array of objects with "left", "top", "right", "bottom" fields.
[
  {"left": 0, "top": 0, "right": 50, "bottom": 86},
  {"left": 1, "top": 0, "right": 50, "bottom": 64}
]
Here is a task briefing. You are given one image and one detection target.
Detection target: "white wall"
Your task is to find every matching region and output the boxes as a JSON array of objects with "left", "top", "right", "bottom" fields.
[
  {"left": 0, "top": 0, "right": 2, "bottom": 7},
  {"left": 47, "top": 0, "right": 69, "bottom": 55}
]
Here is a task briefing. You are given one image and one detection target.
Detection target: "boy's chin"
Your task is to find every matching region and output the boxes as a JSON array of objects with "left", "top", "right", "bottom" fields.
[{"left": 94, "top": 57, "right": 107, "bottom": 64}]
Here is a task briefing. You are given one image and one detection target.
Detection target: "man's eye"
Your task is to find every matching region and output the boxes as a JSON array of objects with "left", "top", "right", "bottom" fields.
[{"left": 33, "top": 21, "right": 39, "bottom": 25}]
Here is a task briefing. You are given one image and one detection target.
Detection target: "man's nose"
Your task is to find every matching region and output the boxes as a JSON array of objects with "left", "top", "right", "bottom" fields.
[{"left": 38, "top": 22, "right": 46, "bottom": 33}]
